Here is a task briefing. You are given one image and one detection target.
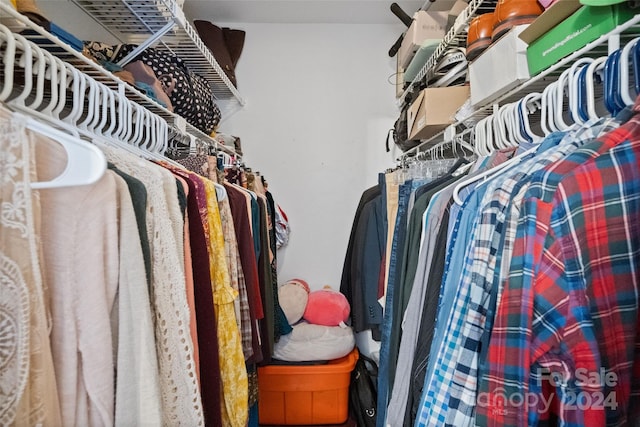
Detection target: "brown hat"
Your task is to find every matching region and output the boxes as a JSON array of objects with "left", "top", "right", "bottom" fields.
[
  {"left": 194, "top": 20, "right": 242, "bottom": 88},
  {"left": 223, "top": 28, "right": 245, "bottom": 69},
  {"left": 15, "top": 0, "right": 49, "bottom": 24}
]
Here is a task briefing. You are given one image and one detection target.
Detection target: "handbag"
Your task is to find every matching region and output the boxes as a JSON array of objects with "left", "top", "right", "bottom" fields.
[{"left": 349, "top": 352, "right": 378, "bottom": 427}]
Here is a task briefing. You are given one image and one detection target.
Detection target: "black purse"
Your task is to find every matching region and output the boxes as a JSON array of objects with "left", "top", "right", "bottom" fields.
[{"left": 349, "top": 352, "right": 378, "bottom": 427}]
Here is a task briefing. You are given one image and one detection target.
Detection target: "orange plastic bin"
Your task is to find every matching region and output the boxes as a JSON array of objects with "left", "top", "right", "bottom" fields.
[{"left": 257, "top": 348, "right": 358, "bottom": 425}]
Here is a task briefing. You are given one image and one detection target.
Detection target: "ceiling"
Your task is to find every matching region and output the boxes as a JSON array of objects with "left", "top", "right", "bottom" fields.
[{"left": 183, "top": 1, "right": 458, "bottom": 25}]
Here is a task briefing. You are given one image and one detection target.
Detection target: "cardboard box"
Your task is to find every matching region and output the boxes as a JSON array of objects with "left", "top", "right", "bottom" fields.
[
  {"left": 258, "top": 349, "right": 358, "bottom": 425},
  {"left": 407, "top": 86, "right": 469, "bottom": 140},
  {"left": 519, "top": 0, "right": 582, "bottom": 45},
  {"left": 470, "top": 25, "right": 530, "bottom": 107},
  {"left": 398, "top": 11, "right": 448, "bottom": 69},
  {"left": 526, "top": 3, "right": 635, "bottom": 76}
]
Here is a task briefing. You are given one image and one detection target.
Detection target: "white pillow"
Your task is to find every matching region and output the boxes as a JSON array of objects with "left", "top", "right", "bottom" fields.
[{"left": 273, "top": 321, "right": 355, "bottom": 362}]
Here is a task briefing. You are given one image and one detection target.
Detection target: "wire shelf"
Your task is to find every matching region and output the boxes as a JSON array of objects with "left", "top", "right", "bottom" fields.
[
  {"left": 397, "top": 0, "right": 498, "bottom": 107},
  {"left": 0, "top": 2, "right": 241, "bottom": 157},
  {"left": 397, "top": 14, "right": 640, "bottom": 160},
  {"left": 70, "top": 0, "right": 244, "bottom": 104}
]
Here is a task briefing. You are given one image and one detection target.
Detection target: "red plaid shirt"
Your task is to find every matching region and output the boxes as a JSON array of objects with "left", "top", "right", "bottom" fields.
[{"left": 476, "top": 100, "right": 640, "bottom": 426}]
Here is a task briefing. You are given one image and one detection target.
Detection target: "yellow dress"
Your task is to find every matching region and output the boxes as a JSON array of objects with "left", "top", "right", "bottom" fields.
[{"left": 203, "top": 180, "right": 248, "bottom": 427}]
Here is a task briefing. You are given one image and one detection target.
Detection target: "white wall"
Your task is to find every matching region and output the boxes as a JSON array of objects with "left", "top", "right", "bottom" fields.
[
  {"left": 35, "top": 0, "right": 406, "bottom": 294},
  {"left": 218, "top": 23, "right": 402, "bottom": 291}
]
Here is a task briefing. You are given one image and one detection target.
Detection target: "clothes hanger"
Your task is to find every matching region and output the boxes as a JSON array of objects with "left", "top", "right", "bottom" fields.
[
  {"left": 633, "top": 40, "right": 640, "bottom": 95},
  {"left": 116, "top": 84, "right": 133, "bottom": 143},
  {"left": 40, "top": 49, "right": 60, "bottom": 117},
  {"left": 553, "top": 68, "right": 572, "bottom": 131},
  {"left": 0, "top": 25, "right": 16, "bottom": 102},
  {"left": 540, "top": 82, "right": 557, "bottom": 135},
  {"left": 62, "top": 63, "right": 85, "bottom": 127},
  {"left": 153, "top": 112, "right": 168, "bottom": 155},
  {"left": 498, "top": 104, "right": 518, "bottom": 149},
  {"left": 10, "top": 33, "right": 33, "bottom": 107},
  {"left": 480, "top": 116, "right": 493, "bottom": 156},
  {"left": 214, "top": 182, "right": 227, "bottom": 201},
  {"left": 475, "top": 116, "right": 490, "bottom": 156},
  {"left": 491, "top": 106, "right": 507, "bottom": 151},
  {"left": 92, "top": 84, "right": 110, "bottom": 136},
  {"left": 585, "top": 56, "right": 608, "bottom": 120},
  {"left": 77, "top": 72, "right": 99, "bottom": 132},
  {"left": 11, "top": 113, "right": 107, "bottom": 189},
  {"left": 452, "top": 141, "right": 538, "bottom": 205},
  {"left": 576, "top": 63, "right": 591, "bottom": 123},
  {"left": 452, "top": 96, "right": 545, "bottom": 204},
  {"left": 620, "top": 36, "right": 640, "bottom": 106},
  {"left": 604, "top": 49, "right": 624, "bottom": 116},
  {"left": 519, "top": 92, "right": 544, "bottom": 143},
  {"left": 0, "top": 31, "right": 106, "bottom": 189},
  {"left": 103, "top": 84, "right": 118, "bottom": 139},
  {"left": 567, "top": 58, "right": 595, "bottom": 126},
  {"left": 502, "top": 103, "right": 521, "bottom": 146}
]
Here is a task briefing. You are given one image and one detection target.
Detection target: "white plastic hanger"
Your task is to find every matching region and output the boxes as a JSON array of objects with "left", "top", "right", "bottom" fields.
[
  {"left": 12, "top": 113, "right": 107, "bottom": 189},
  {"left": 52, "top": 56, "right": 68, "bottom": 120},
  {"left": 452, "top": 140, "right": 539, "bottom": 205},
  {"left": 0, "top": 25, "right": 16, "bottom": 102},
  {"left": 77, "top": 73, "right": 98, "bottom": 132},
  {"left": 494, "top": 104, "right": 513, "bottom": 149},
  {"left": 453, "top": 95, "right": 547, "bottom": 205},
  {"left": 472, "top": 117, "right": 484, "bottom": 156},
  {"left": 103, "top": 83, "right": 118, "bottom": 138},
  {"left": 214, "top": 182, "right": 227, "bottom": 201},
  {"left": 540, "top": 82, "right": 557, "bottom": 135},
  {"left": 11, "top": 33, "right": 33, "bottom": 107},
  {"left": 553, "top": 68, "right": 572, "bottom": 131},
  {"left": 479, "top": 116, "right": 492, "bottom": 156},
  {"left": 504, "top": 104, "right": 520, "bottom": 147},
  {"left": 519, "top": 92, "right": 544, "bottom": 143},
  {"left": 62, "top": 63, "right": 85, "bottom": 126}
]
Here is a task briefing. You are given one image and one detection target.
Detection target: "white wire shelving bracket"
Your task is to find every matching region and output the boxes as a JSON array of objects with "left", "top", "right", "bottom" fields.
[
  {"left": 69, "top": 0, "right": 245, "bottom": 110},
  {"left": 0, "top": 2, "right": 241, "bottom": 158},
  {"left": 397, "top": 13, "right": 640, "bottom": 162}
]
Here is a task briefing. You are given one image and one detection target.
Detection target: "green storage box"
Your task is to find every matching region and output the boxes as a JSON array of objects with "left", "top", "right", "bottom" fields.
[{"left": 526, "top": 4, "right": 635, "bottom": 76}]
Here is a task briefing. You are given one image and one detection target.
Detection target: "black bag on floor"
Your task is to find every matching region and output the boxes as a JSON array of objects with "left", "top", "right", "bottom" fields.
[{"left": 349, "top": 352, "right": 378, "bottom": 427}]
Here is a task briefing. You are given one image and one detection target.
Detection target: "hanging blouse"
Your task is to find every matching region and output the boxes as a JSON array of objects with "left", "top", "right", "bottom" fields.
[
  {"left": 110, "top": 172, "right": 163, "bottom": 426},
  {"left": 39, "top": 147, "right": 119, "bottom": 426},
  {"left": 104, "top": 147, "right": 204, "bottom": 426},
  {"left": 174, "top": 175, "right": 201, "bottom": 382},
  {"left": 225, "top": 183, "right": 264, "bottom": 364},
  {"left": 0, "top": 111, "right": 61, "bottom": 426},
  {"left": 218, "top": 193, "right": 253, "bottom": 360},
  {"left": 162, "top": 165, "right": 222, "bottom": 426},
  {"left": 203, "top": 180, "right": 248, "bottom": 427}
]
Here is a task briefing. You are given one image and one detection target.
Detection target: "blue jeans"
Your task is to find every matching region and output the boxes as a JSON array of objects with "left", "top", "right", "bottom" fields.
[{"left": 376, "top": 180, "right": 413, "bottom": 427}]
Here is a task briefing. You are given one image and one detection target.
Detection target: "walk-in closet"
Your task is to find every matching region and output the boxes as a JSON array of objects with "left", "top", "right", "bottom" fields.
[{"left": 1, "top": 0, "right": 639, "bottom": 426}]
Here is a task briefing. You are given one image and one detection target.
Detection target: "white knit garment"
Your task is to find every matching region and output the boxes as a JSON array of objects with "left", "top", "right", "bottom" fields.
[
  {"left": 103, "top": 146, "right": 204, "bottom": 426},
  {"left": 111, "top": 172, "right": 163, "bottom": 426}
]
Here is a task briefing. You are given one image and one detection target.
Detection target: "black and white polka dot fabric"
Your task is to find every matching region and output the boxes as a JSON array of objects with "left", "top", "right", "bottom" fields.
[{"left": 86, "top": 42, "right": 222, "bottom": 134}]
